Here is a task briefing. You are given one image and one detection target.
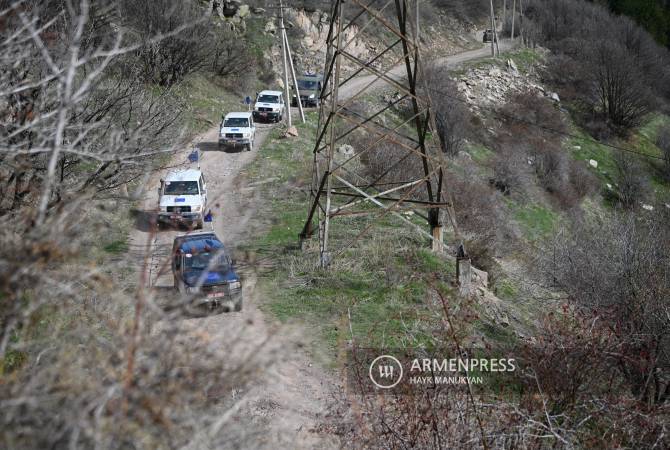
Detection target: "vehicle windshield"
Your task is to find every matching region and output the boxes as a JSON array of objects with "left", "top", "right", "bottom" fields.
[
  {"left": 257, "top": 94, "right": 279, "bottom": 103},
  {"left": 298, "top": 79, "right": 318, "bottom": 90},
  {"left": 223, "top": 117, "right": 249, "bottom": 127},
  {"left": 184, "top": 252, "right": 230, "bottom": 273},
  {"left": 164, "top": 180, "right": 199, "bottom": 195}
]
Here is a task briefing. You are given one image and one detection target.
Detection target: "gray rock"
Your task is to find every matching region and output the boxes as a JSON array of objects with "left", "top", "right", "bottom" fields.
[{"left": 338, "top": 144, "right": 355, "bottom": 156}]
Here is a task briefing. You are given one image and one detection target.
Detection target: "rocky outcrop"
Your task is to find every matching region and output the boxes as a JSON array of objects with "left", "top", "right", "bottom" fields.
[{"left": 455, "top": 57, "right": 556, "bottom": 112}]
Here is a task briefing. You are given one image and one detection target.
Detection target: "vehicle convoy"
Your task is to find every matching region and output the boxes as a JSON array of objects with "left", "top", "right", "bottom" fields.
[
  {"left": 252, "top": 90, "right": 285, "bottom": 123},
  {"left": 171, "top": 232, "right": 243, "bottom": 312},
  {"left": 292, "top": 74, "right": 323, "bottom": 107},
  {"left": 157, "top": 169, "right": 207, "bottom": 229},
  {"left": 219, "top": 111, "right": 256, "bottom": 151}
]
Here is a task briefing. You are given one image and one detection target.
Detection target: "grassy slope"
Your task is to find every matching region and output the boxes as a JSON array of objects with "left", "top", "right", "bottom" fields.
[{"left": 242, "top": 113, "right": 461, "bottom": 360}]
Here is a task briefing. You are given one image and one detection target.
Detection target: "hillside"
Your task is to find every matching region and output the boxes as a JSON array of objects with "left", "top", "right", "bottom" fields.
[{"left": 1, "top": 1, "right": 670, "bottom": 449}]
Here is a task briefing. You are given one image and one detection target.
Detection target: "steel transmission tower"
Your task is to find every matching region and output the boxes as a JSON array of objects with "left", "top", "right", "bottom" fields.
[{"left": 299, "top": 0, "right": 459, "bottom": 268}]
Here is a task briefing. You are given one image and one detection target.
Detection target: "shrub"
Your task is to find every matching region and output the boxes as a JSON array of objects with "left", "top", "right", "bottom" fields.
[
  {"left": 421, "top": 63, "right": 472, "bottom": 158},
  {"left": 613, "top": 152, "right": 650, "bottom": 208}
]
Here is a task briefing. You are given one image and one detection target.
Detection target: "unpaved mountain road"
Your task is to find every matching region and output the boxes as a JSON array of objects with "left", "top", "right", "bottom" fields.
[
  {"left": 127, "top": 38, "right": 515, "bottom": 449},
  {"left": 128, "top": 120, "right": 340, "bottom": 449},
  {"left": 342, "top": 38, "right": 515, "bottom": 99}
]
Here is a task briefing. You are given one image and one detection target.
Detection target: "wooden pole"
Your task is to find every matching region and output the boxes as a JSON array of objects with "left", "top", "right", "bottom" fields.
[
  {"left": 283, "top": 29, "right": 305, "bottom": 123},
  {"left": 516, "top": 0, "right": 520, "bottom": 40},
  {"left": 489, "top": 0, "right": 496, "bottom": 56},
  {"left": 279, "top": 0, "right": 291, "bottom": 127},
  {"left": 502, "top": 0, "right": 507, "bottom": 34}
]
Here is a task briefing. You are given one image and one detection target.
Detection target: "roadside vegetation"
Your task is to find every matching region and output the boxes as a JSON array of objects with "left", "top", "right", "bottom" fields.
[{"left": 0, "top": 1, "right": 284, "bottom": 448}]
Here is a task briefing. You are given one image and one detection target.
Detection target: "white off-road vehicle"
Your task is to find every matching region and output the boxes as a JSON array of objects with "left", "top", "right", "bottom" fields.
[
  {"left": 157, "top": 169, "right": 208, "bottom": 229},
  {"left": 252, "top": 90, "right": 285, "bottom": 123},
  {"left": 219, "top": 111, "right": 256, "bottom": 151}
]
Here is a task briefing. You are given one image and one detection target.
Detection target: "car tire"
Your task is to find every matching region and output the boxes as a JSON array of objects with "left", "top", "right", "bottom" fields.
[
  {"left": 234, "top": 297, "right": 243, "bottom": 312},
  {"left": 196, "top": 220, "right": 203, "bottom": 230},
  {"left": 247, "top": 141, "right": 253, "bottom": 152}
]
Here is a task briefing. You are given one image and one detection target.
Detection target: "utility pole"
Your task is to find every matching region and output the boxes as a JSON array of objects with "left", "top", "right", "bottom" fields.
[
  {"left": 516, "top": 0, "right": 520, "bottom": 40},
  {"left": 283, "top": 25, "right": 305, "bottom": 123},
  {"left": 502, "top": 0, "right": 507, "bottom": 34},
  {"left": 279, "top": 0, "right": 291, "bottom": 128},
  {"left": 416, "top": 0, "right": 419, "bottom": 43},
  {"left": 489, "top": 0, "right": 499, "bottom": 56},
  {"left": 519, "top": 0, "right": 524, "bottom": 45},
  {"left": 489, "top": 0, "right": 495, "bottom": 56}
]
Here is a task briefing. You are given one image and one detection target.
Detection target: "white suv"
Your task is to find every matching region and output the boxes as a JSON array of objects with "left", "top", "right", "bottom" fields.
[
  {"left": 252, "top": 90, "right": 285, "bottom": 123},
  {"left": 157, "top": 169, "right": 208, "bottom": 229},
  {"left": 219, "top": 112, "right": 256, "bottom": 151}
]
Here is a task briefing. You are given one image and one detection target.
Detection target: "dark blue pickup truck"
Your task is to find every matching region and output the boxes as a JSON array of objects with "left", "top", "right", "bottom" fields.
[{"left": 171, "top": 232, "right": 242, "bottom": 312}]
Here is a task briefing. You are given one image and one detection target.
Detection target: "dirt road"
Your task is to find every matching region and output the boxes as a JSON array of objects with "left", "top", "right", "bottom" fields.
[
  {"left": 341, "top": 39, "right": 515, "bottom": 100},
  {"left": 127, "top": 37, "right": 515, "bottom": 448}
]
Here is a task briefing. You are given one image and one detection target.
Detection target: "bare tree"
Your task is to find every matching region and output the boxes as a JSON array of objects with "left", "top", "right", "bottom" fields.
[
  {"left": 0, "top": 2, "right": 275, "bottom": 448},
  {"left": 120, "top": 0, "right": 213, "bottom": 87},
  {"left": 657, "top": 125, "right": 670, "bottom": 180},
  {"left": 588, "top": 40, "right": 654, "bottom": 134}
]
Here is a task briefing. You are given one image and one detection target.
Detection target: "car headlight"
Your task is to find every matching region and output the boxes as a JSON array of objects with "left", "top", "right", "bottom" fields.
[
  {"left": 186, "top": 286, "right": 199, "bottom": 294},
  {"left": 160, "top": 206, "right": 167, "bottom": 212},
  {"left": 192, "top": 205, "right": 202, "bottom": 213},
  {"left": 309, "top": 94, "right": 315, "bottom": 99},
  {"left": 243, "top": 132, "right": 250, "bottom": 138},
  {"left": 229, "top": 281, "right": 241, "bottom": 290}
]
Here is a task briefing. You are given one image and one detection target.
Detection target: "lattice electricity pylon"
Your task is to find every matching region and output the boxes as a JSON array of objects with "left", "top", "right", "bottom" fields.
[{"left": 299, "top": 0, "right": 460, "bottom": 268}]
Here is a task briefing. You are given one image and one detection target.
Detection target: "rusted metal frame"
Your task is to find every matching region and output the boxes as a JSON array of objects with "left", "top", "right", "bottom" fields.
[
  {"left": 325, "top": 40, "right": 402, "bottom": 100},
  {"left": 323, "top": 152, "right": 429, "bottom": 223},
  {"left": 328, "top": 48, "right": 421, "bottom": 120},
  {"left": 321, "top": 0, "right": 346, "bottom": 267},
  {"left": 310, "top": 1, "right": 340, "bottom": 240},
  {"left": 338, "top": 49, "right": 422, "bottom": 104},
  {"left": 330, "top": 178, "right": 425, "bottom": 214},
  {"left": 331, "top": 168, "right": 441, "bottom": 256},
  {"left": 329, "top": 190, "right": 452, "bottom": 208},
  {"left": 340, "top": 103, "right": 420, "bottom": 145},
  {"left": 408, "top": 4, "right": 463, "bottom": 246},
  {"left": 329, "top": 203, "right": 444, "bottom": 217},
  {"left": 342, "top": 0, "right": 395, "bottom": 49},
  {"left": 350, "top": 0, "right": 419, "bottom": 54},
  {"left": 319, "top": 52, "right": 338, "bottom": 106},
  {"left": 328, "top": 104, "right": 422, "bottom": 174},
  {"left": 300, "top": 170, "right": 330, "bottom": 239},
  {"left": 337, "top": 145, "right": 430, "bottom": 222},
  {"left": 313, "top": 111, "right": 334, "bottom": 155},
  {"left": 315, "top": 93, "right": 408, "bottom": 155},
  {"left": 395, "top": 0, "right": 436, "bottom": 212},
  {"left": 334, "top": 110, "right": 443, "bottom": 167},
  {"left": 318, "top": 0, "right": 340, "bottom": 104},
  {"left": 332, "top": 172, "right": 434, "bottom": 248}
]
